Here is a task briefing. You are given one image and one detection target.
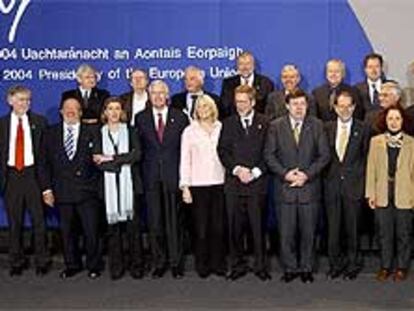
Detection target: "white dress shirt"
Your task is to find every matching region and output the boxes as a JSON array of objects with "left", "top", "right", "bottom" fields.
[
  {"left": 367, "top": 78, "right": 382, "bottom": 104},
  {"left": 131, "top": 91, "right": 148, "bottom": 126},
  {"left": 240, "top": 73, "right": 254, "bottom": 87},
  {"left": 152, "top": 106, "right": 168, "bottom": 130},
  {"left": 8, "top": 112, "right": 34, "bottom": 167}
]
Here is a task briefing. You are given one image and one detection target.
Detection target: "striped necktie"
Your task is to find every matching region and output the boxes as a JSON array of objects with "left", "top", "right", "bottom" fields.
[{"left": 64, "top": 125, "right": 75, "bottom": 160}]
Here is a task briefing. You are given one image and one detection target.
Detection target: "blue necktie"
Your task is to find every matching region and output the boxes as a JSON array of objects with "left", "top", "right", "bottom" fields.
[{"left": 64, "top": 126, "right": 75, "bottom": 160}]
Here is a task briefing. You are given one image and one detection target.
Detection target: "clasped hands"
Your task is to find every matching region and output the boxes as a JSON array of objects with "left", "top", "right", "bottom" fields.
[
  {"left": 284, "top": 168, "right": 308, "bottom": 188},
  {"left": 235, "top": 166, "right": 255, "bottom": 184},
  {"left": 93, "top": 154, "right": 114, "bottom": 165}
]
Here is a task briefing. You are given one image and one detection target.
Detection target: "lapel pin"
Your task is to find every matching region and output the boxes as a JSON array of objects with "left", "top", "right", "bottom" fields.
[{"left": 258, "top": 124, "right": 262, "bottom": 130}]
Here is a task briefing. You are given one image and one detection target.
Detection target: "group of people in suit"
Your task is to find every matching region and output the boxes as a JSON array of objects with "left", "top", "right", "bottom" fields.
[{"left": 1, "top": 50, "right": 413, "bottom": 284}]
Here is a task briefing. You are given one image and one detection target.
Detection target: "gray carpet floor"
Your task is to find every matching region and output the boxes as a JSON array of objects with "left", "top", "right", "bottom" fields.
[{"left": 0, "top": 255, "right": 413, "bottom": 310}]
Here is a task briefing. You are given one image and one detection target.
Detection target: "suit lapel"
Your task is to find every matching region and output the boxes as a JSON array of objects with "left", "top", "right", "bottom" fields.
[
  {"left": 342, "top": 121, "right": 361, "bottom": 163},
  {"left": 282, "top": 116, "right": 298, "bottom": 150}
]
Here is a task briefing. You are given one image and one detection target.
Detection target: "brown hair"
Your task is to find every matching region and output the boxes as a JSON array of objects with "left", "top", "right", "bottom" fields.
[
  {"left": 101, "top": 96, "right": 128, "bottom": 124},
  {"left": 234, "top": 84, "right": 256, "bottom": 101},
  {"left": 285, "top": 88, "right": 308, "bottom": 104},
  {"left": 376, "top": 104, "right": 411, "bottom": 133}
]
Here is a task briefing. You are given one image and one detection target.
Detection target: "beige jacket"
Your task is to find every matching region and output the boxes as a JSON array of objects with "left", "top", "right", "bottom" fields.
[{"left": 366, "top": 133, "right": 414, "bottom": 209}]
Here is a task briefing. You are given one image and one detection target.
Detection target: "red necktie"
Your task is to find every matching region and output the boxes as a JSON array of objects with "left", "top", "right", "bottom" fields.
[
  {"left": 157, "top": 113, "right": 165, "bottom": 143},
  {"left": 15, "top": 118, "right": 25, "bottom": 171}
]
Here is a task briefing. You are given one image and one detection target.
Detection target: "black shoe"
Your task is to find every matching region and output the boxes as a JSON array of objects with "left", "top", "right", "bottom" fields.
[
  {"left": 214, "top": 269, "right": 228, "bottom": 278},
  {"left": 60, "top": 268, "right": 81, "bottom": 279},
  {"left": 9, "top": 266, "right": 23, "bottom": 277},
  {"left": 343, "top": 269, "right": 359, "bottom": 281},
  {"left": 35, "top": 266, "right": 49, "bottom": 277},
  {"left": 88, "top": 270, "right": 101, "bottom": 279},
  {"left": 110, "top": 269, "right": 124, "bottom": 281},
  {"left": 130, "top": 269, "right": 144, "bottom": 280},
  {"left": 226, "top": 270, "right": 247, "bottom": 281},
  {"left": 326, "top": 268, "right": 343, "bottom": 280},
  {"left": 151, "top": 267, "right": 167, "bottom": 279},
  {"left": 280, "top": 272, "right": 298, "bottom": 283},
  {"left": 171, "top": 266, "right": 184, "bottom": 279},
  {"left": 255, "top": 270, "right": 272, "bottom": 281},
  {"left": 301, "top": 272, "right": 314, "bottom": 284},
  {"left": 197, "top": 270, "right": 210, "bottom": 279}
]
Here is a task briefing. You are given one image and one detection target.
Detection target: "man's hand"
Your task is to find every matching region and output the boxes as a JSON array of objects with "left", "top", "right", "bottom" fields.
[
  {"left": 368, "top": 198, "right": 376, "bottom": 209},
  {"left": 182, "top": 186, "right": 193, "bottom": 204},
  {"left": 236, "top": 166, "right": 253, "bottom": 184},
  {"left": 93, "top": 154, "right": 114, "bottom": 165},
  {"left": 43, "top": 190, "right": 55, "bottom": 207}
]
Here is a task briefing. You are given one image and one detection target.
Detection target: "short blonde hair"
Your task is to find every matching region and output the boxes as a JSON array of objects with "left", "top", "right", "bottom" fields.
[{"left": 194, "top": 94, "right": 218, "bottom": 122}]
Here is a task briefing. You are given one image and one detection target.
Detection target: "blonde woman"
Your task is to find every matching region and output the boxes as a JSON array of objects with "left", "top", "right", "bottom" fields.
[
  {"left": 179, "top": 94, "right": 226, "bottom": 278},
  {"left": 366, "top": 104, "right": 414, "bottom": 282}
]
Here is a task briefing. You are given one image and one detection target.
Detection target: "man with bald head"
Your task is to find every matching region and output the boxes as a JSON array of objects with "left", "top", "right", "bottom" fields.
[
  {"left": 221, "top": 51, "right": 274, "bottom": 116},
  {"left": 266, "top": 64, "right": 317, "bottom": 120},
  {"left": 313, "top": 59, "right": 362, "bottom": 122},
  {"left": 171, "top": 66, "right": 222, "bottom": 120}
]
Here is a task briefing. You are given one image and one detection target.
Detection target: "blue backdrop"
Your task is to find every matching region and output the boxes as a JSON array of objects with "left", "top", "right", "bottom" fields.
[{"left": 0, "top": 0, "right": 373, "bottom": 227}]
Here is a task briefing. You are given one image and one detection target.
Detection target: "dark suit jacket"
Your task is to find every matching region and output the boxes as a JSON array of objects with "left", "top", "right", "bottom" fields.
[
  {"left": 38, "top": 123, "right": 100, "bottom": 204},
  {"left": 170, "top": 91, "right": 223, "bottom": 119},
  {"left": 264, "top": 115, "right": 330, "bottom": 204},
  {"left": 135, "top": 107, "right": 189, "bottom": 192},
  {"left": 0, "top": 111, "right": 48, "bottom": 193},
  {"left": 323, "top": 119, "right": 369, "bottom": 202},
  {"left": 93, "top": 126, "right": 143, "bottom": 199},
  {"left": 312, "top": 83, "right": 363, "bottom": 122},
  {"left": 119, "top": 91, "right": 151, "bottom": 124},
  {"left": 217, "top": 112, "right": 269, "bottom": 195},
  {"left": 354, "top": 79, "right": 387, "bottom": 117},
  {"left": 61, "top": 87, "right": 110, "bottom": 122},
  {"left": 220, "top": 73, "right": 274, "bottom": 116},
  {"left": 265, "top": 89, "right": 317, "bottom": 120}
]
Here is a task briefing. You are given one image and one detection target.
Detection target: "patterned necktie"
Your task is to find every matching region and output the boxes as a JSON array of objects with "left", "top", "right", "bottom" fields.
[
  {"left": 64, "top": 125, "right": 75, "bottom": 160},
  {"left": 337, "top": 124, "right": 349, "bottom": 162},
  {"left": 15, "top": 118, "right": 25, "bottom": 171},
  {"left": 157, "top": 113, "right": 165, "bottom": 143},
  {"left": 372, "top": 84, "right": 380, "bottom": 106},
  {"left": 293, "top": 122, "right": 300, "bottom": 145}
]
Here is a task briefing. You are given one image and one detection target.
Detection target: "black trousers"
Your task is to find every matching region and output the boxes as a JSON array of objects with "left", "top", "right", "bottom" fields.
[
  {"left": 226, "top": 193, "right": 266, "bottom": 273},
  {"left": 326, "top": 193, "right": 361, "bottom": 271},
  {"left": 4, "top": 167, "right": 48, "bottom": 268},
  {"left": 146, "top": 182, "right": 182, "bottom": 269},
  {"left": 59, "top": 198, "right": 102, "bottom": 271},
  {"left": 107, "top": 197, "right": 144, "bottom": 276},
  {"left": 375, "top": 205, "right": 412, "bottom": 270},
  {"left": 191, "top": 185, "right": 226, "bottom": 274},
  {"left": 279, "top": 202, "right": 318, "bottom": 273}
]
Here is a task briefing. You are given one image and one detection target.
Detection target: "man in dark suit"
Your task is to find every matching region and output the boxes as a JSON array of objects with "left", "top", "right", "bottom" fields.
[
  {"left": 171, "top": 66, "right": 222, "bottom": 120},
  {"left": 39, "top": 97, "right": 102, "bottom": 279},
  {"left": 119, "top": 68, "right": 151, "bottom": 125},
  {"left": 0, "top": 85, "right": 49, "bottom": 276},
  {"left": 135, "top": 80, "right": 189, "bottom": 279},
  {"left": 266, "top": 64, "right": 317, "bottom": 120},
  {"left": 218, "top": 84, "right": 271, "bottom": 282},
  {"left": 354, "top": 53, "right": 387, "bottom": 117},
  {"left": 61, "top": 64, "right": 110, "bottom": 125},
  {"left": 264, "top": 89, "right": 330, "bottom": 283},
  {"left": 312, "top": 59, "right": 363, "bottom": 122},
  {"left": 324, "top": 90, "right": 369, "bottom": 281},
  {"left": 220, "top": 51, "right": 274, "bottom": 116}
]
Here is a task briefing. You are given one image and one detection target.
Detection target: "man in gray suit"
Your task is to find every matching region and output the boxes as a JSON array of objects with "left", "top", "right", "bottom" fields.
[
  {"left": 265, "top": 64, "right": 316, "bottom": 120},
  {"left": 264, "top": 89, "right": 330, "bottom": 283}
]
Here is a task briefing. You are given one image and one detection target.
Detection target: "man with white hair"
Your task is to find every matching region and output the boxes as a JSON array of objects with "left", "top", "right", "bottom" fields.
[
  {"left": 135, "top": 80, "right": 189, "bottom": 279},
  {"left": 312, "top": 59, "right": 362, "bottom": 122},
  {"left": 221, "top": 51, "right": 274, "bottom": 116},
  {"left": 171, "top": 66, "right": 222, "bottom": 120},
  {"left": 266, "top": 64, "right": 317, "bottom": 120},
  {"left": 61, "top": 64, "right": 110, "bottom": 124}
]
